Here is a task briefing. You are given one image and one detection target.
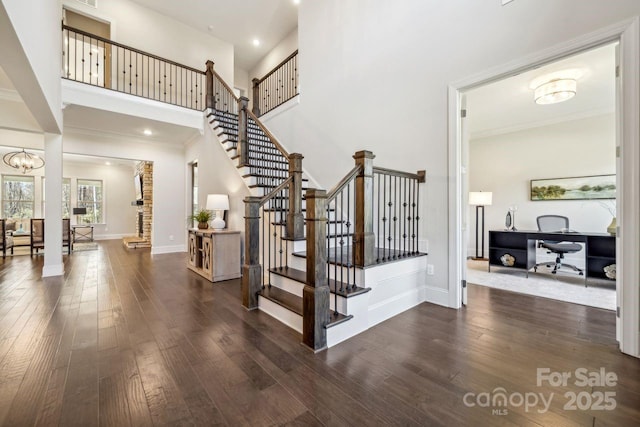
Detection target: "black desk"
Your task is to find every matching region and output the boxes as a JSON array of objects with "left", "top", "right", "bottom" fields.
[{"left": 488, "top": 230, "right": 616, "bottom": 284}]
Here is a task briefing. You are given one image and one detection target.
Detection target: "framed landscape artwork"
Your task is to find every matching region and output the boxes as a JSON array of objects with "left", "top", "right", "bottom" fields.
[{"left": 530, "top": 174, "right": 616, "bottom": 201}]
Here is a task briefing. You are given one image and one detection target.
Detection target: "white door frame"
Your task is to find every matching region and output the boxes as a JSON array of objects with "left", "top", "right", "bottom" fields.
[{"left": 447, "top": 18, "right": 640, "bottom": 358}]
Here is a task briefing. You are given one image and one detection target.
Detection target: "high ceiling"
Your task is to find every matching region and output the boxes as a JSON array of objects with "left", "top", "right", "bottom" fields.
[
  {"left": 466, "top": 43, "right": 616, "bottom": 140},
  {"left": 129, "top": 0, "right": 299, "bottom": 71}
]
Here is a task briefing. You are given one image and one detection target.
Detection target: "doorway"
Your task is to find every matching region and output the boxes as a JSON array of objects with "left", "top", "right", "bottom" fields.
[
  {"left": 463, "top": 43, "right": 617, "bottom": 311},
  {"left": 448, "top": 20, "right": 640, "bottom": 358}
]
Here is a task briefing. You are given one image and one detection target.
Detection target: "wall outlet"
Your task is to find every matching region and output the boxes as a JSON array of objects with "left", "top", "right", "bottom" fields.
[
  {"left": 427, "top": 264, "right": 434, "bottom": 275},
  {"left": 169, "top": 235, "right": 174, "bottom": 241}
]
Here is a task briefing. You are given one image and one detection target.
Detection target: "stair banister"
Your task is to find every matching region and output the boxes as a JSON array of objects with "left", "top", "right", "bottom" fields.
[
  {"left": 287, "top": 153, "right": 305, "bottom": 240},
  {"left": 251, "top": 77, "right": 261, "bottom": 116},
  {"left": 242, "top": 196, "right": 262, "bottom": 310},
  {"left": 205, "top": 60, "right": 215, "bottom": 109},
  {"left": 303, "top": 188, "right": 331, "bottom": 351},
  {"left": 353, "top": 150, "right": 376, "bottom": 267},
  {"left": 238, "top": 97, "right": 250, "bottom": 167}
]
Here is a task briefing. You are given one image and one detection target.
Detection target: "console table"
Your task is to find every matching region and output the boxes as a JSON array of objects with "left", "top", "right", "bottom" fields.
[
  {"left": 187, "top": 229, "right": 241, "bottom": 282},
  {"left": 488, "top": 230, "right": 616, "bottom": 284}
]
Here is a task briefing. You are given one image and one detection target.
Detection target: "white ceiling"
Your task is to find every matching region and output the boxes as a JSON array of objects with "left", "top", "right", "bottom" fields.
[
  {"left": 63, "top": 104, "right": 201, "bottom": 144},
  {"left": 466, "top": 43, "right": 616, "bottom": 140},
  {"left": 128, "top": 0, "right": 299, "bottom": 71}
]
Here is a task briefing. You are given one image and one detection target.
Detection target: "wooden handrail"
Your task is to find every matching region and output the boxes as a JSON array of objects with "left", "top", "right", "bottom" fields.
[
  {"left": 62, "top": 24, "right": 204, "bottom": 75},
  {"left": 255, "top": 50, "right": 299, "bottom": 84},
  {"left": 373, "top": 166, "right": 426, "bottom": 183},
  {"left": 326, "top": 165, "right": 363, "bottom": 201},
  {"left": 246, "top": 109, "right": 290, "bottom": 159},
  {"left": 211, "top": 68, "right": 240, "bottom": 103},
  {"left": 259, "top": 176, "right": 294, "bottom": 207}
]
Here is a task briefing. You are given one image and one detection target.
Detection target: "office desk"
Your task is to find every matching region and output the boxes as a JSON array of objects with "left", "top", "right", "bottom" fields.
[{"left": 488, "top": 230, "right": 616, "bottom": 284}]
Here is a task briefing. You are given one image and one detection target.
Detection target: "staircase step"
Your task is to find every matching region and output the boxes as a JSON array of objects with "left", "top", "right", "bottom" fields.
[
  {"left": 258, "top": 285, "right": 353, "bottom": 329},
  {"left": 269, "top": 267, "right": 371, "bottom": 298},
  {"left": 259, "top": 286, "right": 302, "bottom": 315}
]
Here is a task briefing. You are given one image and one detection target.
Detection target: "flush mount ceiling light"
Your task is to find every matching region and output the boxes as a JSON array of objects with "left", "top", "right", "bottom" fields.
[
  {"left": 534, "top": 78, "right": 577, "bottom": 105},
  {"left": 3, "top": 148, "right": 45, "bottom": 174}
]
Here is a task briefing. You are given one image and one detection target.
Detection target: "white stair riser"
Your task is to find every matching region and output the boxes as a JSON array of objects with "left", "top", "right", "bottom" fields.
[{"left": 258, "top": 297, "right": 302, "bottom": 333}]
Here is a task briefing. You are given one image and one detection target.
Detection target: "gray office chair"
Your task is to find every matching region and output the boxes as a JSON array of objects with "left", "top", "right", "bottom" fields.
[{"left": 534, "top": 215, "right": 583, "bottom": 275}]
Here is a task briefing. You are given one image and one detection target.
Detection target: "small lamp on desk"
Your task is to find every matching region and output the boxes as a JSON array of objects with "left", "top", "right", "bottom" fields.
[
  {"left": 72, "top": 207, "right": 87, "bottom": 225},
  {"left": 206, "top": 194, "right": 229, "bottom": 230},
  {"left": 469, "top": 191, "right": 492, "bottom": 260}
]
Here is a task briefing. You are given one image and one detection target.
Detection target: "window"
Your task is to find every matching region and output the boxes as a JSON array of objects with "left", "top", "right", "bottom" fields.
[
  {"left": 77, "top": 179, "right": 103, "bottom": 223},
  {"left": 191, "top": 161, "right": 198, "bottom": 218},
  {"left": 2, "top": 175, "right": 35, "bottom": 219},
  {"left": 42, "top": 177, "right": 71, "bottom": 218}
]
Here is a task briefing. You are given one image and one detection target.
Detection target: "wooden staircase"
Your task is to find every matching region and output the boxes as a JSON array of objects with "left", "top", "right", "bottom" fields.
[{"left": 204, "top": 64, "right": 426, "bottom": 351}]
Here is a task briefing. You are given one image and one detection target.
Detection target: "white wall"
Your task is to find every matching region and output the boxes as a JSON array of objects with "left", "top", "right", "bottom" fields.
[
  {"left": 63, "top": 162, "right": 136, "bottom": 239},
  {"left": 262, "top": 0, "right": 640, "bottom": 301},
  {"left": 185, "top": 123, "right": 250, "bottom": 258},
  {"left": 249, "top": 28, "right": 298, "bottom": 84},
  {"left": 0, "top": 0, "right": 62, "bottom": 132},
  {"left": 63, "top": 129, "right": 186, "bottom": 253},
  {"left": 468, "top": 114, "right": 616, "bottom": 256},
  {"left": 61, "top": 0, "right": 235, "bottom": 85}
]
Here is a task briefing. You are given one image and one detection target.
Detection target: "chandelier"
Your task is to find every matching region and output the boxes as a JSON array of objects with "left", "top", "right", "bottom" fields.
[{"left": 2, "top": 148, "right": 45, "bottom": 174}]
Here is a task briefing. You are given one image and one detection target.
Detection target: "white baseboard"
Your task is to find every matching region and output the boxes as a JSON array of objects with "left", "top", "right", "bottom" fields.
[
  {"left": 424, "top": 285, "right": 450, "bottom": 307},
  {"left": 151, "top": 244, "right": 186, "bottom": 254},
  {"left": 42, "top": 264, "right": 64, "bottom": 277}
]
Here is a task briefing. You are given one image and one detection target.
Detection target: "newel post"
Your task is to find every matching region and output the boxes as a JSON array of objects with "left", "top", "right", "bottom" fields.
[
  {"left": 242, "top": 196, "right": 262, "bottom": 310},
  {"left": 205, "top": 60, "right": 215, "bottom": 109},
  {"left": 286, "top": 153, "right": 305, "bottom": 240},
  {"left": 303, "top": 189, "right": 330, "bottom": 351},
  {"left": 251, "top": 78, "right": 261, "bottom": 116},
  {"left": 238, "top": 96, "right": 250, "bottom": 167},
  {"left": 354, "top": 150, "right": 376, "bottom": 267}
]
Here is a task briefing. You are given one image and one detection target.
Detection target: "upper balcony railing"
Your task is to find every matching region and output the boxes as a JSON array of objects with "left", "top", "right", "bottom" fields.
[
  {"left": 252, "top": 50, "right": 298, "bottom": 117},
  {"left": 62, "top": 25, "right": 206, "bottom": 111}
]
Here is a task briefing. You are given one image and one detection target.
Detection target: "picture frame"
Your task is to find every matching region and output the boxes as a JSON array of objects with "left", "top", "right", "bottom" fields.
[{"left": 530, "top": 174, "right": 616, "bottom": 201}]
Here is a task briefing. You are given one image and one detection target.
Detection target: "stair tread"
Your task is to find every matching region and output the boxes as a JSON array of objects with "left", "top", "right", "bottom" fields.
[
  {"left": 258, "top": 285, "right": 353, "bottom": 328},
  {"left": 259, "top": 286, "right": 303, "bottom": 315},
  {"left": 269, "top": 267, "right": 371, "bottom": 298}
]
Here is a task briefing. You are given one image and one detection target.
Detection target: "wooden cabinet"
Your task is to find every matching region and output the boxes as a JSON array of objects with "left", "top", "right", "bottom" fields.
[{"left": 187, "top": 229, "right": 241, "bottom": 282}]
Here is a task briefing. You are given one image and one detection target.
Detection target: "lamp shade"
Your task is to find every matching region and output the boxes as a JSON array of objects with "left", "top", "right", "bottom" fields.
[
  {"left": 206, "top": 194, "right": 229, "bottom": 210},
  {"left": 469, "top": 192, "right": 493, "bottom": 206},
  {"left": 72, "top": 207, "right": 87, "bottom": 215}
]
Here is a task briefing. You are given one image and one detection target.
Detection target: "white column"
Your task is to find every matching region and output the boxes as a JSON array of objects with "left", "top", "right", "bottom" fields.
[{"left": 42, "top": 132, "right": 64, "bottom": 277}]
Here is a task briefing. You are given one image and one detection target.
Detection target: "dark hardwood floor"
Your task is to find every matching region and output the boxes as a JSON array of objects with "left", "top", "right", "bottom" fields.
[{"left": 0, "top": 240, "right": 638, "bottom": 426}]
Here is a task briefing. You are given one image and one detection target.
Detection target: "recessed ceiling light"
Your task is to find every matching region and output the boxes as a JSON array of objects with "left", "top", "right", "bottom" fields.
[
  {"left": 293, "top": 0, "right": 300, "bottom": 4},
  {"left": 252, "top": 39, "right": 260, "bottom": 47},
  {"left": 143, "top": 129, "right": 153, "bottom": 136},
  {"left": 208, "top": 25, "right": 214, "bottom": 31},
  {"left": 105, "top": 161, "right": 111, "bottom": 166}
]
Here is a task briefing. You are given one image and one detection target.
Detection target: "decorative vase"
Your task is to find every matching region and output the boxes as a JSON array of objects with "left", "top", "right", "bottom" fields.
[
  {"left": 197, "top": 221, "right": 209, "bottom": 230},
  {"left": 607, "top": 217, "right": 616, "bottom": 235}
]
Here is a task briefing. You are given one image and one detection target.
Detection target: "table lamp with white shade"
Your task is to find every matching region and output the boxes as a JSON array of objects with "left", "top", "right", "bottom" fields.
[
  {"left": 206, "top": 194, "right": 229, "bottom": 230},
  {"left": 469, "top": 191, "right": 493, "bottom": 260}
]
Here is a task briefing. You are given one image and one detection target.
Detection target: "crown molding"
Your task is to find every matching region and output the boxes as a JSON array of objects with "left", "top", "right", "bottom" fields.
[{"left": 470, "top": 107, "right": 614, "bottom": 140}]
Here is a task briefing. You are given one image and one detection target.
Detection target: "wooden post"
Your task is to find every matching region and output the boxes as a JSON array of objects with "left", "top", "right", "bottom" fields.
[
  {"left": 238, "top": 96, "right": 250, "bottom": 167},
  {"left": 303, "top": 189, "right": 330, "bottom": 351},
  {"left": 242, "top": 196, "right": 262, "bottom": 310},
  {"left": 205, "top": 60, "right": 215, "bottom": 110},
  {"left": 353, "top": 150, "right": 376, "bottom": 267},
  {"left": 286, "top": 153, "right": 305, "bottom": 240},
  {"left": 251, "top": 78, "right": 261, "bottom": 116}
]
